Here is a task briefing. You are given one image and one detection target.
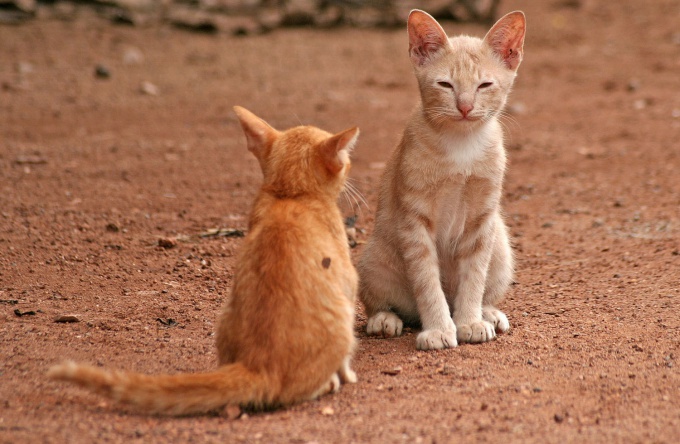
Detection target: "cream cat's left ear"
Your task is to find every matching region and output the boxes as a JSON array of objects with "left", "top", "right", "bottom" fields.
[
  {"left": 233, "top": 106, "right": 279, "bottom": 162},
  {"left": 320, "top": 127, "right": 359, "bottom": 175},
  {"left": 407, "top": 10, "right": 450, "bottom": 67},
  {"left": 484, "top": 11, "right": 526, "bottom": 71}
]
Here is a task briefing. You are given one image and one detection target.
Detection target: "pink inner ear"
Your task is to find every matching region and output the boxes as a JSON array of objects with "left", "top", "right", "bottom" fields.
[
  {"left": 408, "top": 11, "right": 449, "bottom": 66},
  {"left": 486, "top": 13, "right": 526, "bottom": 71}
]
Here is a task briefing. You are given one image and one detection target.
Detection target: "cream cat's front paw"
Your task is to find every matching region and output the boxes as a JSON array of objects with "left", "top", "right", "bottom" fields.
[
  {"left": 416, "top": 329, "right": 458, "bottom": 350},
  {"left": 366, "top": 311, "right": 403, "bottom": 337},
  {"left": 482, "top": 306, "right": 510, "bottom": 333},
  {"left": 456, "top": 320, "right": 496, "bottom": 343}
]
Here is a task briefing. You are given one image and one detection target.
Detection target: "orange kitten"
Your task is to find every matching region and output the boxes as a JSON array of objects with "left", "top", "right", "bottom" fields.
[
  {"left": 358, "top": 10, "right": 526, "bottom": 350},
  {"left": 48, "top": 107, "right": 360, "bottom": 415}
]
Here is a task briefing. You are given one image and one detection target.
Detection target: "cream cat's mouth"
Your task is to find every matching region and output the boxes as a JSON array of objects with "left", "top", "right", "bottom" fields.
[{"left": 454, "top": 116, "right": 482, "bottom": 122}]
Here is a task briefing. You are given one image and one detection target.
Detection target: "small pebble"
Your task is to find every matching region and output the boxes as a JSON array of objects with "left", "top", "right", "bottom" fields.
[
  {"left": 123, "top": 47, "right": 144, "bottom": 65},
  {"left": 55, "top": 315, "right": 80, "bottom": 323},
  {"left": 381, "top": 366, "right": 402, "bottom": 376},
  {"left": 95, "top": 65, "right": 111, "bottom": 79},
  {"left": 140, "top": 81, "right": 159, "bottom": 96},
  {"left": 158, "top": 238, "right": 177, "bottom": 249}
]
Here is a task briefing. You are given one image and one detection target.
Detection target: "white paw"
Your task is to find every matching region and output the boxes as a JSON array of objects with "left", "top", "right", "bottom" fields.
[
  {"left": 366, "top": 311, "right": 403, "bottom": 337},
  {"left": 416, "top": 329, "right": 458, "bottom": 350},
  {"left": 311, "top": 373, "right": 341, "bottom": 399},
  {"left": 456, "top": 320, "right": 496, "bottom": 343},
  {"left": 338, "top": 366, "right": 357, "bottom": 384},
  {"left": 482, "top": 307, "right": 510, "bottom": 333},
  {"left": 328, "top": 373, "right": 341, "bottom": 393}
]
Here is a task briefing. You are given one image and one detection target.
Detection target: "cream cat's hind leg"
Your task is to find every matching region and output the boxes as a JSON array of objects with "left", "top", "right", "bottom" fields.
[
  {"left": 481, "top": 219, "right": 513, "bottom": 334},
  {"left": 359, "top": 259, "right": 407, "bottom": 337}
]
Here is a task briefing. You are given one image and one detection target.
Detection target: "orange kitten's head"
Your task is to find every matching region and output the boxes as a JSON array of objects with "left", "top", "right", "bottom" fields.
[
  {"left": 407, "top": 10, "right": 526, "bottom": 132},
  {"left": 233, "top": 106, "right": 359, "bottom": 199}
]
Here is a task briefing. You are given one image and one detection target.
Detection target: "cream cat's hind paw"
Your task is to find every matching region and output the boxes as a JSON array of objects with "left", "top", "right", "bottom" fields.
[
  {"left": 416, "top": 329, "right": 457, "bottom": 350},
  {"left": 366, "top": 311, "right": 403, "bottom": 337},
  {"left": 456, "top": 320, "right": 496, "bottom": 344},
  {"left": 482, "top": 307, "right": 510, "bottom": 333}
]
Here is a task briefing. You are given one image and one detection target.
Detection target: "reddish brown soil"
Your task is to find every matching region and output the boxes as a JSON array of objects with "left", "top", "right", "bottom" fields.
[{"left": 2, "top": 1, "right": 679, "bottom": 442}]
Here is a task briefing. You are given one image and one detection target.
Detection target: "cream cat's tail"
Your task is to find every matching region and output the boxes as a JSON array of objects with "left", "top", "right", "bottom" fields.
[{"left": 47, "top": 361, "right": 269, "bottom": 416}]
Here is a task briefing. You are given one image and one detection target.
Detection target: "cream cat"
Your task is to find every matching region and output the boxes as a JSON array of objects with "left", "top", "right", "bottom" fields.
[
  {"left": 49, "top": 107, "right": 359, "bottom": 415},
  {"left": 358, "top": 10, "right": 526, "bottom": 350}
]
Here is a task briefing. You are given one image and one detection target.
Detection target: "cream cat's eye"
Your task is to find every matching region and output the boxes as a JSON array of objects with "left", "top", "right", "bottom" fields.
[
  {"left": 478, "top": 82, "right": 493, "bottom": 89},
  {"left": 437, "top": 81, "right": 453, "bottom": 89}
]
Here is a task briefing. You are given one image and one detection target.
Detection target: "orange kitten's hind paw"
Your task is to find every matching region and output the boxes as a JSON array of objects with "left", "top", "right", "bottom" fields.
[
  {"left": 312, "top": 373, "right": 341, "bottom": 400},
  {"left": 338, "top": 356, "right": 357, "bottom": 384},
  {"left": 340, "top": 368, "right": 357, "bottom": 384},
  {"left": 366, "top": 311, "right": 403, "bottom": 337}
]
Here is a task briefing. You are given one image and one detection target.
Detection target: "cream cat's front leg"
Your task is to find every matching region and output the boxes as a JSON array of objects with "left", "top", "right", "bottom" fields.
[
  {"left": 449, "top": 218, "right": 499, "bottom": 344},
  {"left": 400, "top": 223, "right": 458, "bottom": 350}
]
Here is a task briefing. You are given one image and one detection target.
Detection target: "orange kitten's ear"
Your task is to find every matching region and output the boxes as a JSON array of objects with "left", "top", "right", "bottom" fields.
[
  {"left": 407, "top": 10, "right": 450, "bottom": 67},
  {"left": 484, "top": 11, "right": 526, "bottom": 71},
  {"left": 233, "top": 106, "right": 279, "bottom": 162},
  {"left": 320, "top": 127, "right": 359, "bottom": 175}
]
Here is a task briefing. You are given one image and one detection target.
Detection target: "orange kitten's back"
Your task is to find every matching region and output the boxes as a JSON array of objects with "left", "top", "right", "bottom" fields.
[{"left": 49, "top": 107, "right": 360, "bottom": 414}]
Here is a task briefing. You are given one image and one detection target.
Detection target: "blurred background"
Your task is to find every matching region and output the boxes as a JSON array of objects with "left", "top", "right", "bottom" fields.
[{"left": 0, "top": 0, "right": 502, "bottom": 31}]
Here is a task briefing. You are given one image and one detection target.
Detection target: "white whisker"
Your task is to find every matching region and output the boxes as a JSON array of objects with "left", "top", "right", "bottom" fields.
[{"left": 341, "top": 178, "right": 369, "bottom": 218}]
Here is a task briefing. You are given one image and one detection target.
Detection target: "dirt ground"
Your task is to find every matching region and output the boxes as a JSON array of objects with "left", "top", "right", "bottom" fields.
[{"left": 1, "top": 0, "right": 679, "bottom": 442}]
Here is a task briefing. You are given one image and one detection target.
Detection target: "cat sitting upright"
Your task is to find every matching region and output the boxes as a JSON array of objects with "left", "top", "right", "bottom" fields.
[
  {"left": 358, "top": 10, "right": 526, "bottom": 350},
  {"left": 49, "top": 107, "right": 360, "bottom": 415}
]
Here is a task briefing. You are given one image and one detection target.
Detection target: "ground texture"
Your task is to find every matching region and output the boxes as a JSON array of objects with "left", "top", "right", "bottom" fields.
[{"left": 1, "top": 0, "right": 679, "bottom": 442}]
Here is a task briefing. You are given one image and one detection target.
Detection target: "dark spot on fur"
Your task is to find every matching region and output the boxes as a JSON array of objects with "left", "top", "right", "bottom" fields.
[{"left": 322, "top": 257, "right": 331, "bottom": 269}]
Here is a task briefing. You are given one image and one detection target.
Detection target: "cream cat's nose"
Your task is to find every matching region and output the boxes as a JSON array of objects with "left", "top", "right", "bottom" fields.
[{"left": 457, "top": 103, "right": 474, "bottom": 118}]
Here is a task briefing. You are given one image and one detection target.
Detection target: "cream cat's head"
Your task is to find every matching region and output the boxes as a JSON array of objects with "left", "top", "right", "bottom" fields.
[
  {"left": 407, "top": 9, "right": 526, "bottom": 132},
  {"left": 233, "top": 106, "right": 359, "bottom": 199}
]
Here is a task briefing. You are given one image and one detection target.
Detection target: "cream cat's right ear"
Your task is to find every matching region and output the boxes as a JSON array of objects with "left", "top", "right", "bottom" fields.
[
  {"left": 484, "top": 11, "right": 526, "bottom": 71},
  {"left": 233, "top": 106, "right": 279, "bottom": 162},
  {"left": 320, "top": 127, "right": 359, "bottom": 175},
  {"left": 407, "top": 9, "right": 450, "bottom": 67}
]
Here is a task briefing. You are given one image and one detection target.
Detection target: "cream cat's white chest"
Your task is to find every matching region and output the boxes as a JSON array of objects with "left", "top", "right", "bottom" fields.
[
  {"left": 432, "top": 178, "right": 466, "bottom": 245},
  {"left": 438, "top": 121, "right": 502, "bottom": 176}
]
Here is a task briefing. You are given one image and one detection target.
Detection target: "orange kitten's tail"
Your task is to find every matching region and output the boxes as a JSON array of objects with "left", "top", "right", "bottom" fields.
[{"left": 47, "top": 361, "right": 269, "bottom": 416}]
